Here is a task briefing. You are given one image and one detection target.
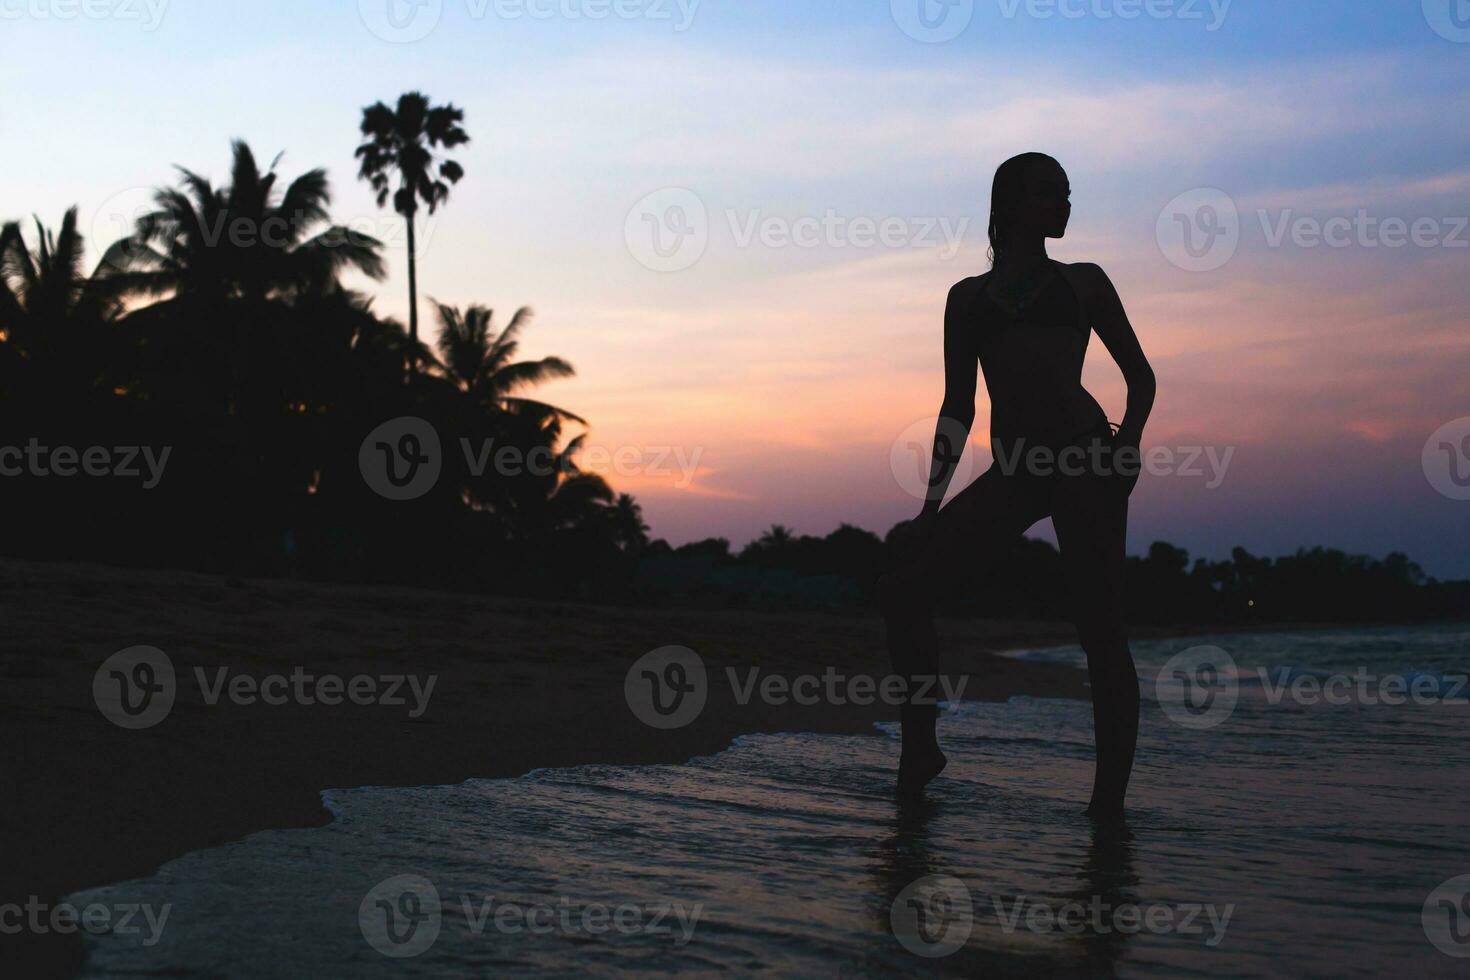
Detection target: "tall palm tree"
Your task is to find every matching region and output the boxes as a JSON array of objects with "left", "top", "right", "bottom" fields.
[
  {"left": 430, "top": 302, "right": 581, "bottom": 421},
  {"left": 100, "top": 140, "right": 385, "bottom": 304},
  {"left": 355, "top": 92, "right": 469, "bottom": 377}
]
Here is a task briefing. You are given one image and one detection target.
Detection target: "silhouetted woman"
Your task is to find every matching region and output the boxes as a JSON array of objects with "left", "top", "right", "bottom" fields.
[{"left": 879, "top": 153, "right": 1155, "bottom": 820}]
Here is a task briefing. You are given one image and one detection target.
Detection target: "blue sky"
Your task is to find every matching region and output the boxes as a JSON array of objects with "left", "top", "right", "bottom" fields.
[{"left": 5, "top": 0, "right": 1470, "bottom": 575}]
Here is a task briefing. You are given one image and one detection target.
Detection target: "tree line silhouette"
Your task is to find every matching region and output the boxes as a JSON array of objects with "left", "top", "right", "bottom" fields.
[
  {"left": 0, "top": 93, "right": 648, "bottom": 593},
  {"left": 2, "top": 92, "right": 1464, "bottom": 623},
  {"left": 640, "top": 526, "right": 1470, "bottom": 626}
]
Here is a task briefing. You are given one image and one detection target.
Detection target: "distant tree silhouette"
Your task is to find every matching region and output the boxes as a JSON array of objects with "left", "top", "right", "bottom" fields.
[
  {"left": 608, "top": 494, "right": 651, "bottom": 553},
  {"left": 741, "top": 524, "right": 794, "bottom": 562},
  {"left": 0, "top": 208, "right": 120, "bottom": 407},
  {"left": 356, "top": 92, "right": 469, "bottom": 378},
  {"left": 629, "top": 526, "right": 1468, "bottom": 623}
]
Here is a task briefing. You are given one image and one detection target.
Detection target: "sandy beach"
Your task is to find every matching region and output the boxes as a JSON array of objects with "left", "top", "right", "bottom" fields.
[{"left": 0, "top": 556, "right": 1125, "bottom": 977}]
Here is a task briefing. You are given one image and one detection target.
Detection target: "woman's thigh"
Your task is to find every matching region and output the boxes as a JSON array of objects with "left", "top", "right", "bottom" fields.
[
  {"left": 1051, "top": 471, "right": 1130, "bottom": 638},
  {"left": 886, "top": 466, "right": 1054, "bottom": 598}
]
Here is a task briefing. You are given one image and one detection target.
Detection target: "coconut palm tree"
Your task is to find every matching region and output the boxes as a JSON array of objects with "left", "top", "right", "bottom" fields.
[
  {"left": 100, "top": 140, "right": 385, "bottom": 304},
  {"left": 607, "top": 493, "right": 651, "bottom": 552},
  {"left": 355, "top": 92, "right": 469, "bottom": 377},
  {"left": 478, "top": 404, "right": 614, "bottom": 536},
  {"left": 0, "top": 207, "right": 119, "bottom": 400},
  {"left": 429, "top": 302, "right": 582, "bottom": 421}
]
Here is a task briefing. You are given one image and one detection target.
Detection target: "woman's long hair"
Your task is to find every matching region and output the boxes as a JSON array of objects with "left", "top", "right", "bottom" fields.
[{"left": 987, "top": 152, "right": 1059, "bottom": 267}]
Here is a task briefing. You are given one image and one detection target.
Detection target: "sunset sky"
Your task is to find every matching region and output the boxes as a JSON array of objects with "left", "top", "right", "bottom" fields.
[{"left": 5, "top": 0, "right": 1469, "bottom": 575}]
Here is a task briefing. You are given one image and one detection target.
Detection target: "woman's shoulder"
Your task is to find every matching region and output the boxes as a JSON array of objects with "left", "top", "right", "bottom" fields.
[
  {"left": 1050, "top": 260, "right": 1118, "bottom": 306},
  {"left": 1052, "top": 260, "right": 1114, "bottom": 287},
  {"left": 947, "top": 272, "right": 990, "bottom": 303}
]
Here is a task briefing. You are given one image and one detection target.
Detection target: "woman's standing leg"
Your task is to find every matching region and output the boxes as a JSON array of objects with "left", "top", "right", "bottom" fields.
[
  {"left": 878, "top": 466, "right": 1051, "bottom": 795},
  {"left": 1052, "top": 466, "right": 1139, "bottom": 818}
]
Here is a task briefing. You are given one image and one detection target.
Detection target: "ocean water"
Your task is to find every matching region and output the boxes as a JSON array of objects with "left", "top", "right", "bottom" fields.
[{"left": 70, "top": 625, "right": 1470, "bottom": 978}]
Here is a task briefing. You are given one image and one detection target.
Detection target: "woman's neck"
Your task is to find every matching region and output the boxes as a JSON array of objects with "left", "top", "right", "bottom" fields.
[{"left": 994, "top": 240, "right": 1049, "bottom": 272}]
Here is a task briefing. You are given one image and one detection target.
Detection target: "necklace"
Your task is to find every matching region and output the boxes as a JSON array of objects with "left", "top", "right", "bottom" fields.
[{"left": 986, "top": 261, "right": 1056, "bottom": 317}]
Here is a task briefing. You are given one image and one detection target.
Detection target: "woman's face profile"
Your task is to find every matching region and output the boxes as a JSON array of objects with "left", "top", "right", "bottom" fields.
[{"left": 1019, "top": 159, "right": 1072, "bottom": 241}]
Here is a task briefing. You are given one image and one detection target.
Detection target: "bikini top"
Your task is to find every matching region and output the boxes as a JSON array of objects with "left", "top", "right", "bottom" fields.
[{"left": 971, "top": 261, "right": 1089, "bottom": 338}]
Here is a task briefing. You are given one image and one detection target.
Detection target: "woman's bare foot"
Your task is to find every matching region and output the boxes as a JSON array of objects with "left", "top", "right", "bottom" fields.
[
  {"left": 1083, "top": 798, "right": 1126, "bottom": 825},
  {"left": 898, "top": 744, "right": 948, "bottom": 798}
]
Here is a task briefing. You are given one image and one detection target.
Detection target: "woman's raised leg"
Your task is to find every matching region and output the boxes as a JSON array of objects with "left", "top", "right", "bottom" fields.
[{"left": 878, "top": 466, "right": 1051, "bottom": 796}]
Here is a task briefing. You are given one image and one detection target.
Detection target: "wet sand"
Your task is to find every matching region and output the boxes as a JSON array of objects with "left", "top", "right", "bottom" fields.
[{"left": 3, "top": 557, "right": 1117, "bottom": 976}]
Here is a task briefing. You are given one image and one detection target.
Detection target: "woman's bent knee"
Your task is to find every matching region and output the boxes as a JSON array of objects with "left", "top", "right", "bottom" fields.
[{"left": 877, "top": 569, "right": 925, "bottom": 617}]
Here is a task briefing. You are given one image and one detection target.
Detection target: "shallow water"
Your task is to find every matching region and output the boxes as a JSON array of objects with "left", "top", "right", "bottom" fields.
[{"left": 72, "top": 625, "right": 1470, "bottom": 977}]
